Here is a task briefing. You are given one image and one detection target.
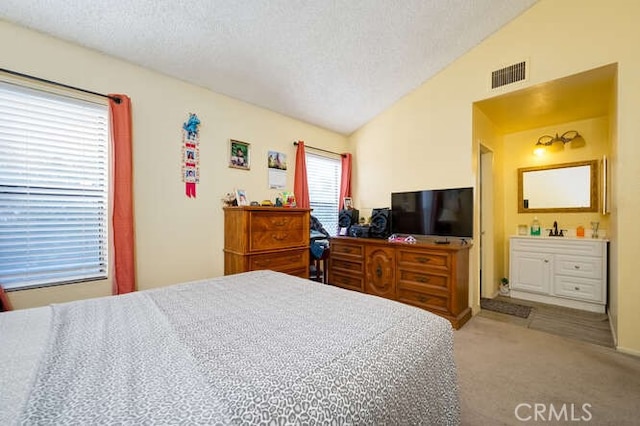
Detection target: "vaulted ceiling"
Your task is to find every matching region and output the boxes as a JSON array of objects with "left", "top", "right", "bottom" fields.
[{"left": 1, "top": 1, "right": 538, "bottom": 134}]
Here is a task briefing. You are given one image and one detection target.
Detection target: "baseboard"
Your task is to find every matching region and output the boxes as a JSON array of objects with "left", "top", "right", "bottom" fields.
[
  {"left": 616, "top": 345, "right": 640, "bottom": 358},
  {"left": 607, "top": 310, "right": 618, "bottom": 348},
  {"left": 471, "top": 303, "right": 481, "bottom": 315}
]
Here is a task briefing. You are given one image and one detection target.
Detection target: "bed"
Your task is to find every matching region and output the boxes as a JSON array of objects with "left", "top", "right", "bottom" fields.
[{"left": 0, "top": 270, "right": 460, "bottom": 424}]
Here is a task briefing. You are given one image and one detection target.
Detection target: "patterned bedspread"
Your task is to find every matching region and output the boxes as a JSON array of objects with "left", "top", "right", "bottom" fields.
[{"left": 7, "top": 270, "right": 460, "bottom": 425}]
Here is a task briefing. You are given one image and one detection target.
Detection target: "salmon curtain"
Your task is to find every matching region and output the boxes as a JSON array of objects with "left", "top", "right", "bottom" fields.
[
  {"left": 109, "top": 95, "right": 136, "bottom": 295},
  {"left": 293, "top": 141, "right": 310, "bottom": 209},
  {"left": 0, "top": 284, "right": 12, "bottom": 312},
  {"left": 339, "top": 153, "right": 352, "bottom": 210}
]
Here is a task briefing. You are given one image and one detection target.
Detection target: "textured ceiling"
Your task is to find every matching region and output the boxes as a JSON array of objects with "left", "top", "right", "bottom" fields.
[{"left": 1, "top": 0, "right": 537, "bottom": 135}]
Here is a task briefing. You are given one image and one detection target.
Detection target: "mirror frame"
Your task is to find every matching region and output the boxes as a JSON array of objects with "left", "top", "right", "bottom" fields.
[{"left": 518, "top": 160, "right": 599, "bottom": 213}]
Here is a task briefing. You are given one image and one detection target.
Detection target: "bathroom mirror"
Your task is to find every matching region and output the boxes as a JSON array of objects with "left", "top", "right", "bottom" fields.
[{"left": 518, "top": 160, "right": 598, "bottom": 213}]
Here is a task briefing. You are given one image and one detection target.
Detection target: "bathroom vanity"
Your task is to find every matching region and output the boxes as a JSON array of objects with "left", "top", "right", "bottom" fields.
[{"left": 509, "top": 236, "right": 608, "bottom": 313}]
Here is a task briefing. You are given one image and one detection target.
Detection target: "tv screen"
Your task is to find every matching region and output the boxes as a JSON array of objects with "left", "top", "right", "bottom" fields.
[{"left": 391, "top": 187, "right": 473, "bottom": 238}]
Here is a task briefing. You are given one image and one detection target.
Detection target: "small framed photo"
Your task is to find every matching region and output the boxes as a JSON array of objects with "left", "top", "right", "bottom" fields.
[
  {"left": 182, "top": 144, "right": 199, "bottom": 163},
  {"left": 229, "top": 139, "right": 250, "bottom": 170},
  {"left": 343, "top": 197, "right": 353, "bottom": 210},
  {"left": 182, "top": 164, "right": 199, "bottom": 183},
  {"left": 235, "top": 189, "right": 249, "bottom": 206}
]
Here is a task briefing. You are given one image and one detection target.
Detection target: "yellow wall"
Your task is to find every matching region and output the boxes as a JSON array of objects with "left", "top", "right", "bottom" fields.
[
  {"left": 1, "top": 19, "right": 348, "bottom": 309},
  {"left": 607, "top": 75, "right": 619, "bottom": 341},
  {"left": 503, "top": 116, "right": 610, "bottom": 239},
  {"left": 473, "top": 107, "right": 506, "bottom": 297},
  {"left": 349, "top": 0, "right": 640, "bottom": 355}
]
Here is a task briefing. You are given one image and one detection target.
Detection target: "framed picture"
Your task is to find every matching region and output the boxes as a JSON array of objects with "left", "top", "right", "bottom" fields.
[
  {"left": 343, "top": 197, "right": 353, "bottom": 210},
  {"left": 229, "top": 139, "right": 250, "bottom": 170},
  {"left": 182, "top": 164, "right": 199, "bottom": 183},
  {"left": 182, "top": 144, "right": 199, "bottom": 163},
  {"left": 235, "top": 189, "right": 249, "bottom": 206},
  {"left": 267, "top": 151, "right": 287, "bottom": 170}
]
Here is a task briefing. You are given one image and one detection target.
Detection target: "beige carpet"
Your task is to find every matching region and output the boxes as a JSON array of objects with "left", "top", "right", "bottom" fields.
[{"left": 454, "top": 316, "right": 640, "bottom": 425}]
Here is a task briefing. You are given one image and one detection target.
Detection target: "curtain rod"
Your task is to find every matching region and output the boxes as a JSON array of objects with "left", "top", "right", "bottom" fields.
[
  {"left": 293, "top": 141, "right": 345, "bottom": 157},
  {"left": 0, "top": 68, "right": 122, "bottom": 104}
]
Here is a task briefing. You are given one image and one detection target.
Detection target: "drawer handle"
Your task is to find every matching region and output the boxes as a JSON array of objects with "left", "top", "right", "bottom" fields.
[
  {"left": 544, "top": 259, "right": 549, "bottom": 263},
  {"left": 272, "top": 219, "right": 289, "bottom": 226},
  {"left": 417, "top": 295, "right": 428, "bottom": 303},
  {"left": 272, "top": 233, "right": 288, "bottom": 241},
  {"left": 574, "top": 265, "right": 581, "bottom": 269},
  {"left": 376, "top": 265, "right": 382, "bottom": 278},
  {"left": 416, "top": 276, "right": 430, "bottom": 283},
  {"left": 574, "top": 286, "right": 580, "bottom": 291},
  {"left": 416, "top": 257, "right": 430, "bottom": 263},
  {"left": 343, "top": 248, "right": 352, "bottom": 253}
]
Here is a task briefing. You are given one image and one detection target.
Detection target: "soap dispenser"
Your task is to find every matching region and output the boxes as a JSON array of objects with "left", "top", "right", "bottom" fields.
[{"left": 531, "top": 217, "right": 541, "bottom": 236}]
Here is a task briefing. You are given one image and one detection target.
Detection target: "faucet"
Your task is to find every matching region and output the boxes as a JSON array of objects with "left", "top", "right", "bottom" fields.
[{"left": 548, "top": 221, "right": 564, "bottom": 237}]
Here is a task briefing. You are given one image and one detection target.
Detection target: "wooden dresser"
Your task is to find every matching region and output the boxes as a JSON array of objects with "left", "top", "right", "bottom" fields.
[
  {"left": 224, "top": 206, "right": 310, "bottom": 278},
  {"left": 329, "top": 237, "right": 471, "bottom": 329}
]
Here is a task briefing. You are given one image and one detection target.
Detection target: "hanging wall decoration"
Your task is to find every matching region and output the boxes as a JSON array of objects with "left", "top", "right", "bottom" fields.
[{"left": 181, "top": 113, "right": 201, "bottom": 198}]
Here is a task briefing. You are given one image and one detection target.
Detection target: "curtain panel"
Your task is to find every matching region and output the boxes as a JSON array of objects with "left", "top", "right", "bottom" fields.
[
  {"left": 109, "top": 95, "right": 136, "bottom": 295},
  {"left": 339, "top": 153, "right": 352, "bottom": 210},
  {"left": 294, "top": 141, "right": 310, "bottom": 209}
]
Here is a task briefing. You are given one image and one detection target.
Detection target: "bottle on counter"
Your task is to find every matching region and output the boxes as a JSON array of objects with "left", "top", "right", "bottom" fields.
[
  {"left": 530, "top": 217, "right": 541, "bottom": 236},
  {"left": 576, "top": 225, "right": 585, "bottom": 237}
]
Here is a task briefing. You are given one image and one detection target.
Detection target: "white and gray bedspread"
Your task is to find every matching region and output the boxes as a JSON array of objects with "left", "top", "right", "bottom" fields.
[{"left": 0, "top": 270, "right": 460, "bottom": 425}]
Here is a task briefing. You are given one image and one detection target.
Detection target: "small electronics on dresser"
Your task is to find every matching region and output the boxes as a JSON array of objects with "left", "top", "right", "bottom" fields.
[
  {"left": 349, "top": 224, "right": 370, "bottom": 238},
  {"left": 338, "top": 208, "right": 359, "bottom": 236},
  {"left": 370, "top": 207, "right": 391, "bottom": 239}
]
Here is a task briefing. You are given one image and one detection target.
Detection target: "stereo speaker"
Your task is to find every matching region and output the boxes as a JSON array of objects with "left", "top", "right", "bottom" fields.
[
  {"left": 349, "top": 224, "right": 370, "bottom": 238},
  {"left": 338, "top": 208, "right": 359, "bottom": 228},
  {"left": 370, "top": 208, "right": 391, "bottom": 238}
]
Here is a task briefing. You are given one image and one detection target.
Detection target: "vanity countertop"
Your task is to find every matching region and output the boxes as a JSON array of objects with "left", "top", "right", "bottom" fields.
[{"left": 511, "top": 235, "right": 609, "bottom": 242}]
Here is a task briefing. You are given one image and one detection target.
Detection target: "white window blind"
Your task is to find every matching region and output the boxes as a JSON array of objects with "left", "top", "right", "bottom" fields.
[
  {"left": 306, "top": 152, "right": 341, "bottom": 236},
  {"left": 0, "top": 82, "right": 109, "bottom": 290}
]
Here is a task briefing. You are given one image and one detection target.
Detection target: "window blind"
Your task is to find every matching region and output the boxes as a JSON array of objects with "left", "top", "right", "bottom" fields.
[
  {"left": 0, "top": 82, "right": 109, "bottom": 290},
  {"left": 306, "top": 152, "right": 341, "bottom": 236}
]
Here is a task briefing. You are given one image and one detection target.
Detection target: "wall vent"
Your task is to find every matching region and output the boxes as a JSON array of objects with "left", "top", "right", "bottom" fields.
[{"left": 491, "top": 61, "right": 527, "bottom": 89}]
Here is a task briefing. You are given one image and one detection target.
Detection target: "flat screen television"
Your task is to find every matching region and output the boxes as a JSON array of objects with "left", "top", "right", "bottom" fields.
[{"left": 391, "top": 187, "right": 473, "bottom": 239}]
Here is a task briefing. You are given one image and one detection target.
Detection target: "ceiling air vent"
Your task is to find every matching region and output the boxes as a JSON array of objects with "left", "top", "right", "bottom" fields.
[{"left": 491, "top": 61, "right": 527, "bottom": 89}]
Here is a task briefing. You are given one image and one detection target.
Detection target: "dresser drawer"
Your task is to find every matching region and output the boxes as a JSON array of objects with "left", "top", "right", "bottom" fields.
[
  {"left": 397, "top": 249, "right": 450, "bottom": 271},
  {"left": 330, "top": 272, "right": 364, "bottom": 292},
  {"left": 249, "top": 249, "right": 307, "bottom": 272},
  {"left": 554, "top": 255, "right": 602, "bottom": 280},
  {"left": 397, "top": 269, "right": 449, "bottom": 290},
  {"left": 397, "top": 288, "right": 449, "bottom": 313},
  {"left": 331, "top": 242, "right": 364, "bottom": 258},
  {"left": 250, "top": 229, "right": 306, "bottom": 251},
  {"left": 250, "top": 211, "right": 304, "bottom": 232},
  {"left": 553, "top": 275, "right": 604, "bottom": 303},
  {"left": 330, "top": 258, "right": 363, "bottom": 274}
]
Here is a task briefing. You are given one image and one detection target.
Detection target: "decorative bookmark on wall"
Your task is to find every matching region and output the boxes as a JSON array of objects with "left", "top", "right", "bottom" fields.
[{"left": 181, "top": 113, "right": 201, "bottom": 198}]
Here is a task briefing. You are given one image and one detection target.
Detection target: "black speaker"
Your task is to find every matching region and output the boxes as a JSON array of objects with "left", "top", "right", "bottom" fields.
[
  {"left": 370, "top": 208, "right": 391, "bottom": 238},
  {"left": 338, "top": 209, "right": 359, "bottom": 228},
  {"left": 349, "top": 224, "right": 370, "bottom": 238}
]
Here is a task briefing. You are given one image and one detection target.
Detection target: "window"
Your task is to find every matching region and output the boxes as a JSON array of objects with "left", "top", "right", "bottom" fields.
[
  {"left": 306, "top": 152, "right": 341, "bottom": 236},
  {"left": 0, "top": 82, "right": 109, "bottom": 290}
]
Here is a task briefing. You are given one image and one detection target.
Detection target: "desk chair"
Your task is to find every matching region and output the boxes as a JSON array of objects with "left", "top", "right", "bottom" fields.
[{"left": 310, "top": 244, "right": 330, "bottom": 283}]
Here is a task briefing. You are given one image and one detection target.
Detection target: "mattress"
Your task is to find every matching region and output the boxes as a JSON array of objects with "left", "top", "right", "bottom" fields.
[{"left": 0, "top": 270, "right": 460, "bottom": 424}]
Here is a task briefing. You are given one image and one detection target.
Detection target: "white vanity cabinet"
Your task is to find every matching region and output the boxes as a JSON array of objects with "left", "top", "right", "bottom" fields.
[{"left": 509, "top": 236, "right": 608, "bottom": 313}]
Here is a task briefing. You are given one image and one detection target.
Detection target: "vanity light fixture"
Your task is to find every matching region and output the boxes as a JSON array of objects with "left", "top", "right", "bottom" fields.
[{"left": 533, "top": 130, "right": 585, "bottom": 156}]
